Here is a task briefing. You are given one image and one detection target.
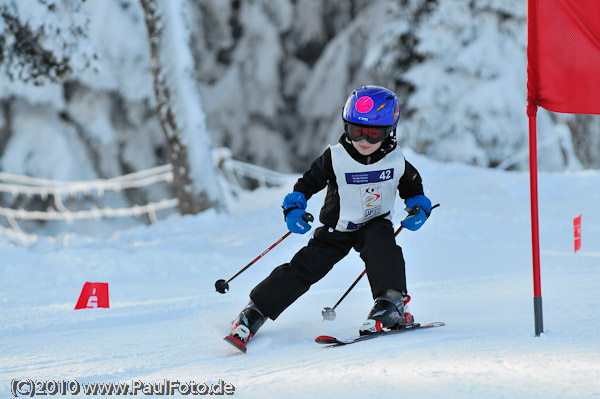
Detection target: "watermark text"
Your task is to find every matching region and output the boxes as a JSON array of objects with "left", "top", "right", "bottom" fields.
[{"left": 11, "top": 378, "right": 235, "bottom": 396}]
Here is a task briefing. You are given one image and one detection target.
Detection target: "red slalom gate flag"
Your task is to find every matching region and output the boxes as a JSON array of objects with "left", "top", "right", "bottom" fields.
[
  {"left": 527, "top": 0, "right": 600, "bottom": 336},
  {"left": 574, "top": 215, "right": 582, "bottom": 252},
  {"left": 74, "top": 282, "right": 109, "bottom": 310},
  {"left": 527, "top": 0, "right": 600, "bottom": 116}
]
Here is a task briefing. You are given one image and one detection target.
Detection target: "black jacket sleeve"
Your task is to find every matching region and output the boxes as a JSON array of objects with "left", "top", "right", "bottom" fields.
[
  {"left": 398, "top": 160, "right": 425, "bottom": 200},
  {"left": 292, "top": 148, "right": 333, "bottom": 200}
]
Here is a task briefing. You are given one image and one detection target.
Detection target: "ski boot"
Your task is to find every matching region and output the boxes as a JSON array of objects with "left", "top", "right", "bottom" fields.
[
  {"left": 224, "top": 300, "right": 267, "bottom": 353},
  {"left": 359, "top": 289, "right": 414, "bottom": 336}
]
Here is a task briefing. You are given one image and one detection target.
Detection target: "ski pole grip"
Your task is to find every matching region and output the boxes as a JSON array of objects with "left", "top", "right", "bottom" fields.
[
  {"left": 408, "top": 206, "right": 421, "bottom": 216},
  {"left": 302, "top": 213, "right": 314, "bottom": 223}
]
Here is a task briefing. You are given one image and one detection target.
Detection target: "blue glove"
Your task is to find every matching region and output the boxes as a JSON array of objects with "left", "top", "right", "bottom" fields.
[
  {"left": 286, "top": 208, "right": 311, "bottom": 234},
  {"left": 283, "top": 191, "right": 307, "bottom": 211},
  {"left": 401, "top": 195, "right": 432, "bottom": 231},
  {"left": 282, "top": 192, "right": 311, "bottom": 234}
]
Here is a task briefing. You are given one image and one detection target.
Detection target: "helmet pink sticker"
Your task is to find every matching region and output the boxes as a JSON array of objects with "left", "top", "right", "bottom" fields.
[{"left": 355, "top": 96, "right": 374, "bottom": 113}]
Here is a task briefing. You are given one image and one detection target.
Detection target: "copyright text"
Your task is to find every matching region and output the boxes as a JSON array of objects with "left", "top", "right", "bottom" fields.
[{"left": 10, "top": 378, "right": 235, "bottom": 396}]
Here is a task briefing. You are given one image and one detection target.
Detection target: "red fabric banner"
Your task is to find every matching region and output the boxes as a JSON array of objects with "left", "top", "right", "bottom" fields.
[{"left": 527, "top": 0, "right": 600, "bottom": 116}]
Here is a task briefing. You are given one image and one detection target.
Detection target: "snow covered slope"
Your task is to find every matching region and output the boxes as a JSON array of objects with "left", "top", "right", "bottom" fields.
[{"left": 1, "top": 151, "right": 599, "bottom": 398}]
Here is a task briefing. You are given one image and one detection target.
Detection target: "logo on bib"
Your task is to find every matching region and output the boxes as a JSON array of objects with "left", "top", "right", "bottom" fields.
[{"left": 361, "top": 184, "right": 382, "bottom": 219}]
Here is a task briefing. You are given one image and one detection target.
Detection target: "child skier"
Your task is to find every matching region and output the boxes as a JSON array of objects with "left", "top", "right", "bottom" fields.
[{"left": 226, "top": 85, "right": 433, "bottom": 352}]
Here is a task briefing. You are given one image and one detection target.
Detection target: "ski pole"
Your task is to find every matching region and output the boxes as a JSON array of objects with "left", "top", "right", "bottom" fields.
[
  {"left": 321, "top": 203, "right": 439, "bottom": 321},
  {"left": 215, "top": 212, "right": 314, "bottom": 294}
]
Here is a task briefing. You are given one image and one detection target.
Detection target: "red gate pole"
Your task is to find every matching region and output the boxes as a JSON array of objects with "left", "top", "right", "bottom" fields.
[{"left": 528, "top": 113, "right": 544, "bottom": 336}]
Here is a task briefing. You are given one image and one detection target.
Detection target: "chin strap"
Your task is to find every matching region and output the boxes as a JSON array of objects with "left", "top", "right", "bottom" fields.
[{"left": 381, "top": 132, "right": 397, "bottom": 154}]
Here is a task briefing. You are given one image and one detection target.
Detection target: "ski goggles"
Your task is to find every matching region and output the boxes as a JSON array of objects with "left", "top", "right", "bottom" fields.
[{"left": 344, "top": 122, "right": 392, "bottom": 144}]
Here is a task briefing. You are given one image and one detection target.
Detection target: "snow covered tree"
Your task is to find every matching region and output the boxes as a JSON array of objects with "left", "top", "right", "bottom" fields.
[
  {"left": 186, "top": 0, "right": 600, "bottom": 173},
  {"left": 395, "top": 0, "right": 526, "bottom": 168},
  {"left": 140, "top": 0, "right": 222, "bottom": 214},
  {"left": 0, "top": 0, "right": 91, "bottom": 86},
  {"left": 397, "top": 0, "right": 587, "bottom": 171}
]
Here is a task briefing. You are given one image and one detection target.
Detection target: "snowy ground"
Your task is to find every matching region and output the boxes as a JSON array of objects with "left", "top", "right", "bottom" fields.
[{"left": 1, "top": 150, "right": 599, "bottom": 398}]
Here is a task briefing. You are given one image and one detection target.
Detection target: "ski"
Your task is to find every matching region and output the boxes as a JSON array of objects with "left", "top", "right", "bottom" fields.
[
  {"left": 315, "top": 321, "right": 445, "bottom": 346},
  {"left": 224, "top": 335, "right": 247, "bottom": 353}
]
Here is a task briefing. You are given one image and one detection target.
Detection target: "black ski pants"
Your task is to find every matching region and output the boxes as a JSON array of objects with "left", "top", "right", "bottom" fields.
[{"left": 250, "top": 217, "right": 406, "bottom": 320}]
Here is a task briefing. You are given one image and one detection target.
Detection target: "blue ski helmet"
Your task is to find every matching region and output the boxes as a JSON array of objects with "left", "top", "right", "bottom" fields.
[{"left": 342, "top": 85, "right": 401, "bottom": 143}]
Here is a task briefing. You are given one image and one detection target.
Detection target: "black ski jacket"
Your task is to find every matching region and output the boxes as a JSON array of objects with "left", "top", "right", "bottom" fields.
[{"left": 293, "top": 134, "right": 425, "bottom": 230}]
